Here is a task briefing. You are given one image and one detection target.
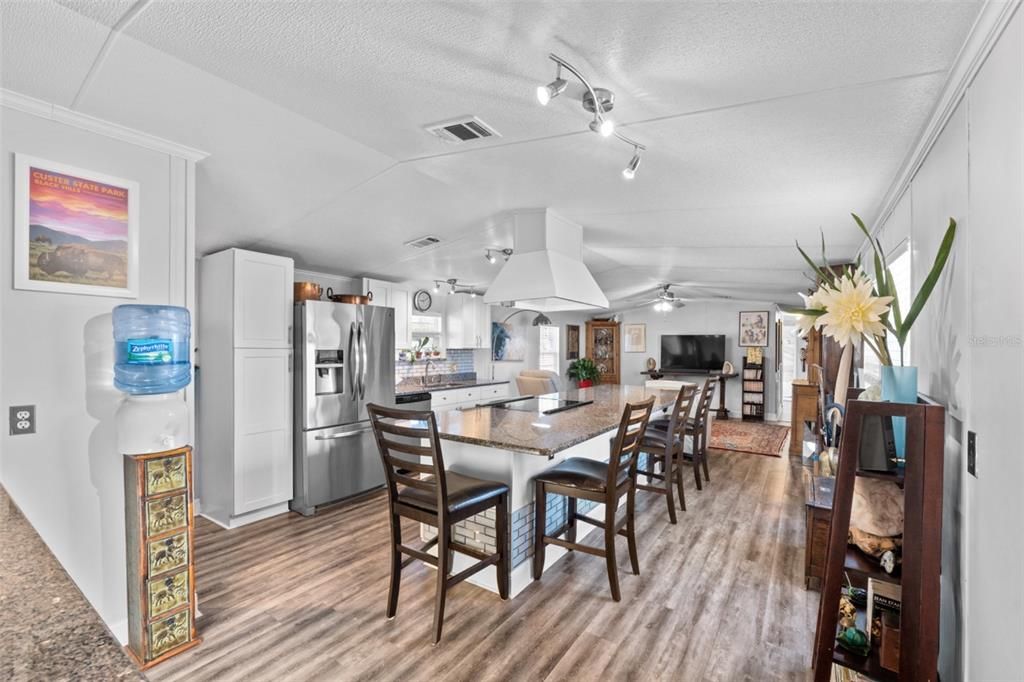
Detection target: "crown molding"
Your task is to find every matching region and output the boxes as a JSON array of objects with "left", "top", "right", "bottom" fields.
[
  {"left": 0, "top": 88, "right": 209, "bottom": 162},
  {"left": 863, "top": 0, "right": 1020, "bottom": 247}
]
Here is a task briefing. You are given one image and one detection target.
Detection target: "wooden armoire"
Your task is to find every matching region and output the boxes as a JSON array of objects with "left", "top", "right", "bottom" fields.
[{"left": 585, "top": 320, "right": 621, "bottom": 384}]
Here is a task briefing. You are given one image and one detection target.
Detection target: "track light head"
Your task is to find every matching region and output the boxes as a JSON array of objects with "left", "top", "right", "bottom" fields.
[
  {"left": 485, "top": 249, "right": 497, "bottom": 264},
  {"left": 432, "top": 281, "right": 440, "bottom": 293},
  {"left": 623, "top": 151, "right": 642, "bottom": 179},
  {"left": 536, "top": 77, "right": 567, "bottom": 106},
  {"left": 590, "top": 117, "right": 614, "bottom": 137}
]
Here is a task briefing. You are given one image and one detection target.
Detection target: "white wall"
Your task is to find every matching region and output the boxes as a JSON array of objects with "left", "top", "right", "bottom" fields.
[
  {"left": 0, "top": 106, "right": 196, "bottom": 643},
  {"left": 871, "top": 8, "right": 1024, "bottom": 679},
  {"left": 617, "top": 302, "right": 778, "bottom": 418}
]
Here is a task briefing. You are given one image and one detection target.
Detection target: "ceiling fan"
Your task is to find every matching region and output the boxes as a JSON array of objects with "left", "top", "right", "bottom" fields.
[{"left": 626, "top": 284, "right": 694, "bottom": 312}]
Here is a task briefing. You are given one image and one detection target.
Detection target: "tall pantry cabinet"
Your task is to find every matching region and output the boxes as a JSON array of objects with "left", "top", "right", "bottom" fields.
[{"left": 197, "top": 249, "right": 294, "bottom": 528}]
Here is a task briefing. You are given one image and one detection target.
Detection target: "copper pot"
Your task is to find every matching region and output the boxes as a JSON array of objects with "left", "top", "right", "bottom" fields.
[
  {"left": 327, "top": 288, "right": 374, "bottom": 305},
  {"left": 294, "top": 281, "right": 322, "bottom": 302}
]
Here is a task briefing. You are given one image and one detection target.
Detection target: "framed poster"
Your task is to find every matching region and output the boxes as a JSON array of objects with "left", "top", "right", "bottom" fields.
[
  {"left": 623, "top": 323, "right": 646, "bottom": 353},
  {"left": 566, "top": 324, "right": 580, "bottom": 360},
  {"left": 738, "top": 310, "right": 769, "bottom": 347},
  {"left": 14, "top": 154, "right": 139, "bottom": 297}
]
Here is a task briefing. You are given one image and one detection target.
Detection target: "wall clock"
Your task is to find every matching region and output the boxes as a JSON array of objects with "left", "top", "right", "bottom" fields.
[{"left": 413, "top": 289, "right": 432, "bottom": 312}]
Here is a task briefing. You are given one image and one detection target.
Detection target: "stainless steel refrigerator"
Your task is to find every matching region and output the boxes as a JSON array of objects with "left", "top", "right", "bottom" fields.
[{"left": 292, "top": 300, "right": 395, "bottom": 515}]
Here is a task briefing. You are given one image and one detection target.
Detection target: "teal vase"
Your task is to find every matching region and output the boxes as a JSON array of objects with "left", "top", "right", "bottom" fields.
[{"left": 881, "top": 365, "right": 918, "bottom": 461}]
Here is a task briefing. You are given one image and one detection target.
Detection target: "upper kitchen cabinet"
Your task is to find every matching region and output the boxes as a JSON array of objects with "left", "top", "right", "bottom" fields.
[
  {"left": 362, "top": 278, "right": 410, "bottom": 349},
  {"left": 232, "top": 250, "right": 294, "bottom": 348},
  {"left": 445, "top": 296, "right": 491, "bottom": 349}
]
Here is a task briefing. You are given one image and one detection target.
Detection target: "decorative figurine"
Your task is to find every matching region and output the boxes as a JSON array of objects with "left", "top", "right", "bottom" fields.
[{"left": 836, "top": 627, "right": 871, "bottom": 656}]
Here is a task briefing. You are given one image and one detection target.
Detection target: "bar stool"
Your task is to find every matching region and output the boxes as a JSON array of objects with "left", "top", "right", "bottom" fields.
[
  {"left": 368, "top": 403, "right": 510, "bottom": 644},
  {"left": 652, "top": 379, "right": 715, "bottom": 489},
  {"left": 636, "top": 385, "right": 697, "bottom": 523},
  {"left": 531, "top": 397, "right": 655, "bottom": 601}
]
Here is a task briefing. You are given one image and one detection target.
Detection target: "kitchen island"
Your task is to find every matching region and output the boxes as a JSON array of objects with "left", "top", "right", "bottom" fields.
[{"left": 428, "top": 383, "right": 688, "bottom": 597}]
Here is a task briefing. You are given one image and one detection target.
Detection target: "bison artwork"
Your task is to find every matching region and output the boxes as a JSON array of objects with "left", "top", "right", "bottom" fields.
[{"left": 35, "top": 244, "right": 127, "bottom": 285}]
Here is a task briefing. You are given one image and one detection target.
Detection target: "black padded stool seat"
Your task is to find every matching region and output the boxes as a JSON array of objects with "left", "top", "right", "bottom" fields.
[
  {"left": 399, "top": 472, "right": 509, "bottom": 514},
  {"left": 534, "top": 457, "right": 628, "bottom": 492}
]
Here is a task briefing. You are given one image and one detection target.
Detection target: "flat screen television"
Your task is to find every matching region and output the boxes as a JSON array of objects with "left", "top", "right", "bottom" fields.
[{"left": 660, "top": 335, "right": 726, "bottom": 372}]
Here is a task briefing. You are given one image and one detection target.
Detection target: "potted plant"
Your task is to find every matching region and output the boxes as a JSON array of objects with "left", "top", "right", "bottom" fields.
[
  {"left": 568, "top": 357, "right": 600, "bottom": 388},
  {"left": 410, "top": 336, "right": 430, "bottom": 360}
]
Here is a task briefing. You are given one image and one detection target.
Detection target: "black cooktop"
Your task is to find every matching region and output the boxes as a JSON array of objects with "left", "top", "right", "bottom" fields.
[{"left": 485, "top": 395, "right": 593, "bottom": 415}]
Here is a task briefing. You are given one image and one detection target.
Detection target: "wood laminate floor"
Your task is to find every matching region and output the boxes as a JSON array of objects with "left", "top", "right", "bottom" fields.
[{"left": 150, "top": 450, "right": 817, "bottom": 682}]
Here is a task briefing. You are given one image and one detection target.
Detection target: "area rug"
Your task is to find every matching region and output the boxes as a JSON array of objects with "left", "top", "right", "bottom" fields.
[{"left": 709, "top": 420, "right": 789, "bottom": 457}]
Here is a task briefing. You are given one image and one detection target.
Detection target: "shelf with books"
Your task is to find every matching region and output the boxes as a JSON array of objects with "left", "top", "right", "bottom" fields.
[
  {"left": 741, "top": 357, "right": 764, "bottom": 421},
  {"left": 811, "top": 397, "right": 944, "bottom": 682}
]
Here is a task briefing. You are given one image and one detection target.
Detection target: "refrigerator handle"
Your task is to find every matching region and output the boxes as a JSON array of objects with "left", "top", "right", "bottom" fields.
[
  {"left": 359, "top": 320, "right": 368, "bottom": 400},
  {"left": 349, "top": 321, "right": 358, "bottom": 402}
]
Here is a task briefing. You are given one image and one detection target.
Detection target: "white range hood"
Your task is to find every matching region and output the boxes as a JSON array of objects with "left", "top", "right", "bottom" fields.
[{"left": 484, "top": 209, "right": 609, "bottom": 312}]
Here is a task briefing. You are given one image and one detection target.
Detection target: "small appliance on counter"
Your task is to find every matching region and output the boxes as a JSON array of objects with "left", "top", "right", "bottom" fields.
[{"left": 292, "top": 300, "right": 396, "bottom": 515}]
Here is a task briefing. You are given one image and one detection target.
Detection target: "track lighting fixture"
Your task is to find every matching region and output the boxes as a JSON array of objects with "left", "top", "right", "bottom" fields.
[
  {"left": 536, "top": 53, "right": 647, "bottom": 176},
  {"left": 536, "top": 65, "right": 567, "bottom": 106},
  {"left": 485, "top": 248, "right": 513, "bottom": 264},
  {"left": 623, "top": 149, "right": 642, "bottom": 179},
  {"left": 589, "top": 117, "right": 614, "bottom": 137},
  {"left": 433, "top": 281, "right": 440, "bottom": 293}
]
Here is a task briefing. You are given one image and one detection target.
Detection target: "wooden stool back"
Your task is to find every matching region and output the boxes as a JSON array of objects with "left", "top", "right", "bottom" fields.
[
  {"left": 367, "top": 404, "right": 447, "bottom": 518},
  {"left": 607, "top": 396, "right": 656, "bottom": 489}
]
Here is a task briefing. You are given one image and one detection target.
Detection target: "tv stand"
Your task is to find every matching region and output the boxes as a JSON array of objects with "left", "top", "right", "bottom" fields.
[{"left": 642, "top": 370, "right": 738, "bottom": 420}]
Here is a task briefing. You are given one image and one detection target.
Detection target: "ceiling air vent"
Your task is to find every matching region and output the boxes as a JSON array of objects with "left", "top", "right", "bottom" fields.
[
  {"left": 425, "top": 116, "right": 500, "bottom": 143},
  {"left": 404, "top": 235, "right": 441, "bottom": 249}
]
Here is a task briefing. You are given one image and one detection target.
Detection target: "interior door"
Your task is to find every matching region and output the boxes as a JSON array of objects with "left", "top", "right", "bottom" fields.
[
  {"left": 233, "top": 250, "right": 293, "bottom": 348},
  {"left": 358, "top": 304, "right": 395, "bottom": 420},
  {"left": 234, "top": 347, "right": 292, "bottom": 514}
]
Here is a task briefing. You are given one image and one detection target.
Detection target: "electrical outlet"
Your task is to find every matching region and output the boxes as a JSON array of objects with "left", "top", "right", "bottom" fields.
[
  {"left": 9, "top": 405, "right": 35, "bottom": 435},
  {"left": 967, "top": 431, "right": 977, "bottom": 477}
]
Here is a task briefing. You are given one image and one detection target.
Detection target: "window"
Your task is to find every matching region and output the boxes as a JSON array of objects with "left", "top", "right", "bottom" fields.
[
  {"left": 538, "top": 325, "right": 560, "bottom": 374},
  {"left": 409, "top": 313, "right": 443, "bottom": 352}
]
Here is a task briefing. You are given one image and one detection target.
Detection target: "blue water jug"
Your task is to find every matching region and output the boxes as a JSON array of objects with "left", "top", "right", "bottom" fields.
[{"left": 112, "top": 305, "right": 191, "bottom": 395}]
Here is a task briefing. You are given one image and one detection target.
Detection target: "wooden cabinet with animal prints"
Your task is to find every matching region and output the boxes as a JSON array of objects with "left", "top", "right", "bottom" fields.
[
  {"left": 124, "top": 446, "right": 201, "bottom": 668},
  {"left": 585, "top": 320, "right": 621, "bottom": 384}
]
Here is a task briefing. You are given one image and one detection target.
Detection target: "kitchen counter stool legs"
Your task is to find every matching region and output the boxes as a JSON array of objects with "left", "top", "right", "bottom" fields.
[
  {"left": 531, "top": 398, "right": 655, "bottom": 601},
  {"left": 369, "top": 404, "right": 510, "bottom": 644}
]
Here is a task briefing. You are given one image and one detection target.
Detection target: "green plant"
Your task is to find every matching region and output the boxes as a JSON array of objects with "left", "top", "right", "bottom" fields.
[
  {"left": 567, "top": 357, "right": 600, "bottom": 383},
  {"left": 793, "top": 213, "right": 957, "bottom": 366}
]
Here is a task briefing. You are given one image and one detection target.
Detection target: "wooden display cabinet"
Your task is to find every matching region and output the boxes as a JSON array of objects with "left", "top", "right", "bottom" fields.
[{"left": 585, "top": 320, "right": 621, "bottom": 385}]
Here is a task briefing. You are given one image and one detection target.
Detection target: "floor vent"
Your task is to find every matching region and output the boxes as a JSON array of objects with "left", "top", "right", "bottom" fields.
[
  {"left": 404, "top": 235, "right": 441, "bottom": 249},
  {"left": 425, "top": 116, "right": 500, "bottom": 143}
]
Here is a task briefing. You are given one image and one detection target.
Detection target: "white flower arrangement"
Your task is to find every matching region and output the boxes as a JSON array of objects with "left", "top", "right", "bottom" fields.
[{"left": 791, "top": 213, "right": 957, "bottom": 367}]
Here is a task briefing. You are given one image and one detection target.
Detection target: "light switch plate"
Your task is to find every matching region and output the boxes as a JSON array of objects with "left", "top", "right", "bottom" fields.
[{"left": 9, "top": 405, "right": 35, "bottom": 435}]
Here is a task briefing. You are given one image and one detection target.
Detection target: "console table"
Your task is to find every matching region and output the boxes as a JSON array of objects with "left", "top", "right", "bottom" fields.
[{"left": 641, "top": 370, "right": 738, "bottom": 419}]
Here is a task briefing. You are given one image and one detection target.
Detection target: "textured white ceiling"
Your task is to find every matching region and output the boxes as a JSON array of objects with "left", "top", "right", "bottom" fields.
[{"left": 4, "top": 1, "right": 984, "bottom": 306}]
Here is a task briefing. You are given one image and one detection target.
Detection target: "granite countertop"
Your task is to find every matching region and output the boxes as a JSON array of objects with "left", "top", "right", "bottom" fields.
[
  {"left": 434, "top": 384, "right": 679, "bottom": 457},
  {"left": 0, "top": 488, "right": 143, "bottom": 680},
  {"left": 395, "top": 378, "right": 510, "bottom": 397}
]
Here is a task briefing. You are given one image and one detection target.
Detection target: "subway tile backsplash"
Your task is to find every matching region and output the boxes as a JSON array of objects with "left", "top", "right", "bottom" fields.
[{"left": 395, "top": 348, "right": 475, "bottom": 380}]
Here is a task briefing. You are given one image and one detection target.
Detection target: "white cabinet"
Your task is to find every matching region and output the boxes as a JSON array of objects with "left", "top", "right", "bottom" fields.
[
  {"left": 430, "top": 383, "right": 509, "bottom": 411},
  {"left": 445, "top": 296, "right": 492, "bottom": 349},
  {"left": 234, "top": 250, "right": 293, "bottom": 348},
  {"left": 233, "top": 348, "right": 292, "bottom": 514},
  {"left": 198, "top": 248, "right": 294, "bottom": 528},
  {"left": 363, "top": 277, "right": 410, "bottom": 349}
]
